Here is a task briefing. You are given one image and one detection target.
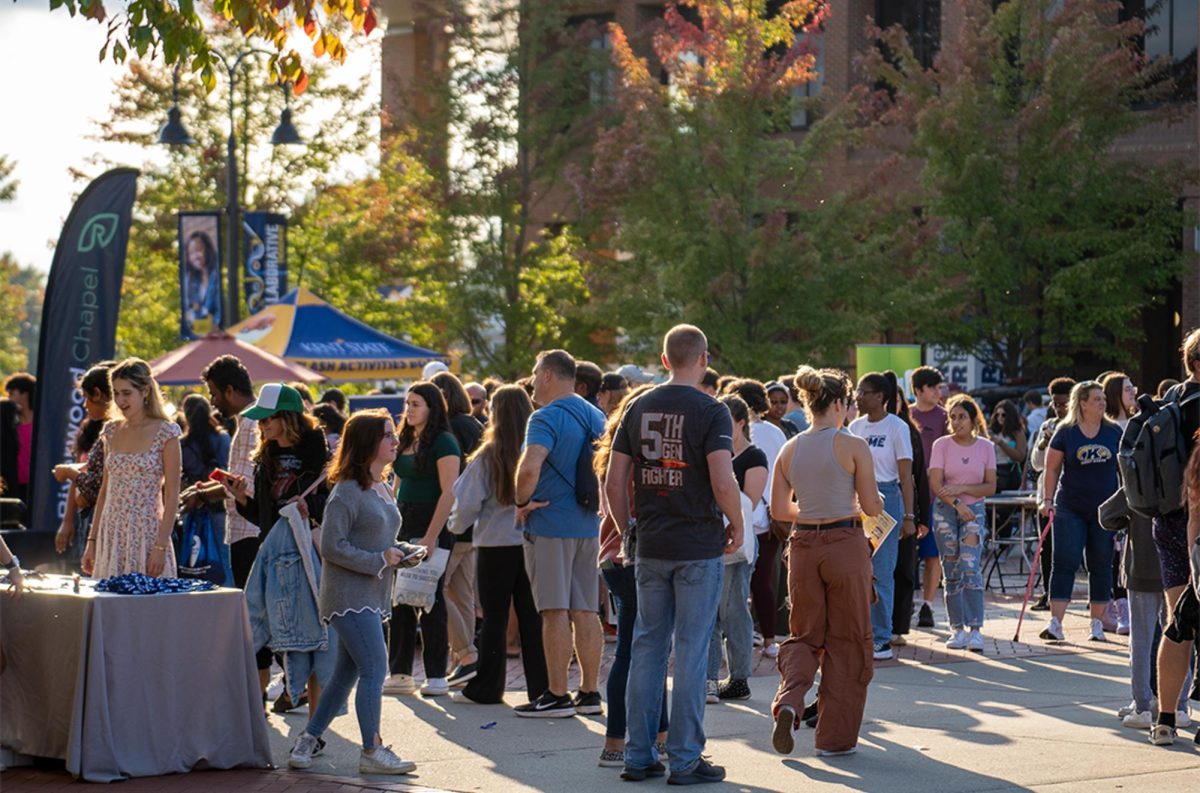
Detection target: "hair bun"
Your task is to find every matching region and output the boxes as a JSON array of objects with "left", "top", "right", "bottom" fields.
[{"left": 795, "top": 366, "right": 823, "bottom": 393}]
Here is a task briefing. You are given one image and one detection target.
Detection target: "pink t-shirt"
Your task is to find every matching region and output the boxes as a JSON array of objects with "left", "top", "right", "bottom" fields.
[
  {"left": 928, "top": 435, "right": 996, "bottom": 505},
  {"left": 16, "top": 421, "right": 32, "bottom": 484}
]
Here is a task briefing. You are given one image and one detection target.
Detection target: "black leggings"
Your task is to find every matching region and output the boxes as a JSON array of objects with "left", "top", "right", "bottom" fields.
[
  {"left": 388, "top": 501, "right": 454, "bottom": 678},
  {"left": 750, "top": 531, "right": 781, "bottom": 640},
  {"left": 463, "top": 545, "right": 547, "bottom": 703},
  {"left": 893, "top": 532, "right": 918, "bottom": 635}
]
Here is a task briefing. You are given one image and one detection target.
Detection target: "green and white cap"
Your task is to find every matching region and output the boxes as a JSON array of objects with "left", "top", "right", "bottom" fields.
[{"left": 241, "top": 383, "right": 306, "bottom": 420}]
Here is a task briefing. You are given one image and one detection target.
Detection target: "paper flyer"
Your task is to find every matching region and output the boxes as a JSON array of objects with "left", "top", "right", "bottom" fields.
[{"left": 863, "top": 510, "right": 897, "bottom": 556}]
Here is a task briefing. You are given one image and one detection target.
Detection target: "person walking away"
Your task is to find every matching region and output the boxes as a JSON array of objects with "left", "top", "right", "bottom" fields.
[
  {"left": 1038, "top": 381, "right": 1122, "bottom": 643},
  {"left": 2, "top": 373, "right": 35, "bottom": 506},
  {"left": 707, "top": 395, "right": 767, "bottom": 701},
  {"left": 606, "top": 324, "right": 745, "bottom": 784},
  {"left": 770, "top": 365, "right": 883, "bottom": 757},
  {"left": 447, "top": 385, "right": 549, "bottom": 705},
  {"left": 287, "top": 409, "right": 427, "bottom": 775},
  {"left": 1028, "top": 377, "right": 1077, "bottom": 610},
  {"left": 431, "top": 371, "right": 485, "bottom": 688},
  {"left": 909, "top": 366, "right": 948, "bottom": 628},
  {"left": 1148, "top": 328, "right": 1200, "bottom": 746},
  {"left": 385, "top": 382, "right": 461, "bottom": 697},
  {"left": 928, "top": 395, "right": 996, "bottom": 651},
  {"left": 81, "top": 359, "right": 181, "bottom": 579},
  {"left": 513, "top": 350, "right": 607, "bottom": 718},
  {"left": 592, "top": 384, "right": 669, "bottom": 767},
  {"left": 849, "top": 372, "right": 915, "bottom": 660}
]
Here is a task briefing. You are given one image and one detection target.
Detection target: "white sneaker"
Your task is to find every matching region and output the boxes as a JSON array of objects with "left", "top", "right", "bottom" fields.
[
  {"left": 706, "top": 680, "right": 719, "bottom": 704},
  {"left": 1149, "top": 724, "right": 1175, "bottom": 746},
  {"left": 1115, "top": 598, "right": 1130, "bottom": 635},
  {"left": 946, "top": 629, "right": 968, "bottom": 650},
  {"left": 1177, "top": 709, "right": 1192, "bottom": 728},
  {"left": 1122, "top": 710, "right": 1154, "bottom": 729},
  {"left": 762, "top": 642, "right": 779, "bottom": 659},
  {"left": 1039, "top": 617, "right": 1064, "bottom": 642},
  {"left": 382, "top": 674, "right": 415, "bottom": 695},
  {"left": 1088, "top": 618, "right": 1106, "bottom": 642},
  {"left": 967, "top": 629, "right": 984, "bottom": 653},
  {"left": 288, "top": 733, "right": 319, "bottom": 769},
  {"left": 421, "top": 677, "right": 450, "bottom": 697},
  {"left": 1117, "top": 699, "right": 1138, "bottom": 719},
  {"left": 359, "top": 744, "right": 416, "bottom": 775}
]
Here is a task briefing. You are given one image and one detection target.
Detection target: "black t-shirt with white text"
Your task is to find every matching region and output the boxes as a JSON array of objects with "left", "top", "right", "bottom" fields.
[{"left": 613, "top": 384, "right": 734, "bottom": 561}]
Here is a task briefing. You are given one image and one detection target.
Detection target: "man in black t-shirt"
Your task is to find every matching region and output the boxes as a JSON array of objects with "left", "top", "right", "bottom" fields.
[{"left": 606, "top": 324, "right": 744, "bottom": 784}]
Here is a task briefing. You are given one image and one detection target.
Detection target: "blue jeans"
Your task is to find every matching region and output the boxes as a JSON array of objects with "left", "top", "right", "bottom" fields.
[
  {"left": 1050, "top": 505, "right": 1114, "bottom": 602},
  {"left": 931, "top": 500, "right": 987, "bottom": 629},
  {"left": 707, "top": 559, "right": 754, "bottom": 680},
  {"left": 304, "top": 610, "right": 389, "bottom": 750},
  {"left": 871, "top": 481, "right": 903, "bottom": 646},
  {"left": 626, "top": 556, "right": 722, "bottom": 774},
  {"left": 601, "top": 564, "right": 668, "bottom": 741},
  {"left": 1127, "top": 588, "right": 1192, "bottom": 712}
]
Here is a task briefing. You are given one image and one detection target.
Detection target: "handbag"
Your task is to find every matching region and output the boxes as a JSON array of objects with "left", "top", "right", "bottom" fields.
[
  {"left": 392, "top": 546, "right": 450, "bottom": 612},
  {"left": 176, "top": 509, "right": 225, "bottom": 583}
]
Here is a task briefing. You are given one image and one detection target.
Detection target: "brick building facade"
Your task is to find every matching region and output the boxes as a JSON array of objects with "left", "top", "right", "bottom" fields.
[{"left": 378, "top": 0, "right": 1199, "bottom": 385}]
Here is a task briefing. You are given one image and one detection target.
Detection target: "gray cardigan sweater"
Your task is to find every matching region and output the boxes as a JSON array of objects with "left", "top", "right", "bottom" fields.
[
  {"left": 449, "top": 455, "right": 521, "bottom": 547},
  {"left": 318, "top": 480, "right": 399, "bottom": 623}
]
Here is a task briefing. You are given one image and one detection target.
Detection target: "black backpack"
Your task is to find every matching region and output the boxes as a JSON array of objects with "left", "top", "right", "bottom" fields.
[
  {"left": 544, "top": 401, "right": 601, "bottom": 512},
  {"left": 1118, "top": 390, "right": 1200, "bottom": 518}
]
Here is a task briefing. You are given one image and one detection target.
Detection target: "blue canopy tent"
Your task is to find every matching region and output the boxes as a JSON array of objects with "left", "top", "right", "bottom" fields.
[{"left": 228, "top": 287, "right": 452, "bottom": 382}]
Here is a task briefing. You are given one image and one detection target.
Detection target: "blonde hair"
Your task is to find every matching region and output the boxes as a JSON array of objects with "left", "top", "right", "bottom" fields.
[
  {"left": 793, "top": 365, "right": 852, "bottom": 420},
  {"left": 1061, "top": 381, "right": 1118, "bottom": 429},
  {"left": 108, "top": 358, "right": 168, "bottom": 422},
  {"left": 1183, "top": 328, "right": 1200, "bottom": 375}
]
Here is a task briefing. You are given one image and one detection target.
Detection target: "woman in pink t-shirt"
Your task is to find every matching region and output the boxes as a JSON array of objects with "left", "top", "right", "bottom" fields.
[{"left": 928, "top": 395, "right": 997, "bottom": 652}]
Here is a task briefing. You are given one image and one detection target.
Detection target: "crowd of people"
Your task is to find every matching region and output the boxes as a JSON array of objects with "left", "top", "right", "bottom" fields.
[{"left": 3, "top": 322, "right": 1200, "bottom": 781}]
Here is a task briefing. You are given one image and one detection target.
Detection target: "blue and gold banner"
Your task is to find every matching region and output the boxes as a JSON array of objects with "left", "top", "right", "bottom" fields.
[{"left": 242, "top": 211, "right": 287, "bottom": 316}]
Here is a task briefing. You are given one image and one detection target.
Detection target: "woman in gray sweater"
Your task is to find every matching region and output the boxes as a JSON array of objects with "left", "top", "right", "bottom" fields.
[{"left": 288, "top": 409, "right": 425, "bottom": 775}]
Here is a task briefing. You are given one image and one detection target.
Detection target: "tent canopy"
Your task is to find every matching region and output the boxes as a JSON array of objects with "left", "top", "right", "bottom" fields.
[
  {"left": 228, "top": 287, "right": 452, "bottom": 382},
  {"left": 150, "top": 331, "right": 324, "bottom": 387}
]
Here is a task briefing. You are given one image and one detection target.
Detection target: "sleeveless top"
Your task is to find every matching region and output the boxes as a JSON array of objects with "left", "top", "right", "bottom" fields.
[{"left": 784, "top": 427, "right": 859, "bottom": 521}]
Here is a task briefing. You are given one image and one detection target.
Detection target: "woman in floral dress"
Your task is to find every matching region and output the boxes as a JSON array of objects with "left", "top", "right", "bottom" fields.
[{"left": 82, "top": 358, "right": 182, "bottom": 579}]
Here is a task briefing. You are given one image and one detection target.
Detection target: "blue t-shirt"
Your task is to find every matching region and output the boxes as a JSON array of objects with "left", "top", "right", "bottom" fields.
[
  {"left": 1049, "top": 422, "right": 1122, "bottom": 515},
  {"left": 524, "top": 394, "right": 607, "bottom": 538}
]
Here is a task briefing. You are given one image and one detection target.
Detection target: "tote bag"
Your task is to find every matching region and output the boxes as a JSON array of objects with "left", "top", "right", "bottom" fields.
[{"left": 392, "top": 547, "right": 450, "bottom": 612}]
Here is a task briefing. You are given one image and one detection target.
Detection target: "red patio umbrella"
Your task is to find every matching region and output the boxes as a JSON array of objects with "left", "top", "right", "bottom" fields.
[{"left": 150, "top": 330, "right": 325, "bottom": 386}]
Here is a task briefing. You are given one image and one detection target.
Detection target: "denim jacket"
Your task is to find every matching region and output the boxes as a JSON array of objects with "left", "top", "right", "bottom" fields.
[{"left": 246, "top": 512, "right": 329, "bottom": 653}]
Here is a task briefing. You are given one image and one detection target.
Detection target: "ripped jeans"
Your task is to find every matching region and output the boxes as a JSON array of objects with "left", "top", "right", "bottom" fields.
[{"left": 931, "top": 500, "right": 987, "bottom": 630}]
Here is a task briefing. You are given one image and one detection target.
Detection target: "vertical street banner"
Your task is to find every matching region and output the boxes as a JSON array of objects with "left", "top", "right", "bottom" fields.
[
  {"left": 178, "top": 211, "right": 223, "bottom": 339},
  {"left": 30, "top": 168, "right": 139, "bottom": 533},
  {"left": 242, "top": 212, "right": 287, "bottom": 316}
]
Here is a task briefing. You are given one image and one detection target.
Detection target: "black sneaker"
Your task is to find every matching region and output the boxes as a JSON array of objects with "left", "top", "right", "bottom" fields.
[
  {"left": 574, "top": 690, "right": 604, "bottom": 715},
  {"left": 917, "top": 603, "right": 935, "bottom": 628},
  {"left": 513, "top": 691, "right": 576, "bottom": 718},
  {"left": 620, "top": 760, "right": 666, "bottom": 781},
  {"left": 314, "top": 736, "right": 326, "bottom": 757},
  {"left": 667, "top": 758, "right": 726, "bottom": 785},
  {"left": 446, "top": 662, "right": 479, "bottom": 688},
  {"left": 872, "top": 642, "right": 893, "bottom": 661},
  {"left": 273, "top": 691, "right": 308, "bottom": 713},
  {"left": 1030, "top": 594, "right": 1050, "bottom": 612},
  {"left": 802, "top": 698, "right": 819, "bottom": 728},
  {"left": 717, "top": 679, "right": 751, "bottom": 700}
]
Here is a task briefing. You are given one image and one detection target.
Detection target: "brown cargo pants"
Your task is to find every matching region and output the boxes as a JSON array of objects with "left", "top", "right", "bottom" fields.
[{"left": 771, "top": 527, "right": 874, "bottom": 753}]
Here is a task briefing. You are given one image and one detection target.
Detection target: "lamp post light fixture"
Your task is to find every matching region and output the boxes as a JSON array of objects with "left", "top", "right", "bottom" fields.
[{"left": 158, "top": 53, "right": 304, "bottom": 328}]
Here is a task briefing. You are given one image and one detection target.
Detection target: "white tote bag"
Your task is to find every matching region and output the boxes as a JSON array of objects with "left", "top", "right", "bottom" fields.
[
  {"left": 392, "top": 547, "right": 450, "bottom": 612},
  {"left": 723, "top": 492, "right": 757, "bottom": 566}
]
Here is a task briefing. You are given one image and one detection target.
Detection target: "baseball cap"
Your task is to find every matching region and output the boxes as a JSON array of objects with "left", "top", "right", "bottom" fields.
[
  {"left": 617, "top": 363, "right": 654, "bottom": 384},
  {"left": 422, "top": 360, "right": 450, "bottom": 380},
  {"left": 241, "top": 383, "right": 306, "bottom": 420}
]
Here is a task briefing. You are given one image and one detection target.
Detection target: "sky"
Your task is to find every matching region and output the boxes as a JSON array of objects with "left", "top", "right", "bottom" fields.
[{"left": 0, "top": 1, "right": 379, "bottom": 274}]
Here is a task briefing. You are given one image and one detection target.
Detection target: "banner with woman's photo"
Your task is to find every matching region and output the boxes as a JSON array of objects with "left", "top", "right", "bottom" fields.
[{"left": 178, "top": 212, "right": 223, "bottom": 339}]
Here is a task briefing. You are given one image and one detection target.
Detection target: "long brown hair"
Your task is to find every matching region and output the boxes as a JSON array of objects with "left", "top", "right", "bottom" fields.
[
  {"left": 1187, "top": 433, "right": 1200, "bottom": 516},
  {"left": 594, "top": 384, "right": 655, "bottom": 481},
  {"left": 946, "top": 394, "right": 990, "bottom": 439},
  {"left": 108, "top": 358, "right": 169, "bottom": 421},
  {"left": 396, "top": 381, "right": 452, "bottom": 473},
  {"left": 251, "top": 410, "right": 322, "bottom": 474},
  {"left": 329, "top": 409, "right": 393, "bottom": 490},
  {"left": 1101, "top": 372, "right": 1131, "bottom": 421},
  {"left": 469, "top": 385, "right": 532, "bottom": 506}
]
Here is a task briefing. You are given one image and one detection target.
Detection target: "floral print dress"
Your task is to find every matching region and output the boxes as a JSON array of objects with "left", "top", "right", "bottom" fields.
[{"left": 92, "top": 420, "right": 181, "bottom": 579}]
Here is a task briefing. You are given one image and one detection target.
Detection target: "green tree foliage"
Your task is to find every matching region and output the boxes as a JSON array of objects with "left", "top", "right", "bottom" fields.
[
  {"left": 0, "top": 154, "right": 17, "bottom": 202},
  {"left": 0, "top": 253, "right": 33, "bottom": 376},
  {"left": 866, "top": 0, "right": 1195, "bottom": 379},
  {"left": 45, "top": 0, "right": 377, "bottom": 91},
  {"left": 80, "top": 25, "right": 380, "bottom": 360},
  {"left": 578, "top": 0, "right": 921, "bottom": 374},
  {"left": 404, "top": 0, "right": 608, "bottom": 379}
]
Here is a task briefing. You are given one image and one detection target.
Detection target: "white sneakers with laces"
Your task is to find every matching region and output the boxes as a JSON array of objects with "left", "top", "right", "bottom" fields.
[
  {"left": 1088, "top": 618, "right": 1107, "bottom": 642},
  {"left": 288, "top": 734, "right": 319, "bottom": 769},
  {"left": 946, "top": 629, "right": 968, "bottom": 650},
  {"left": 359, "top": 744, "right": 416, "bottom": 775},
  {"left": 1039, "top": 617, "right": 1064, "bottom": 642}
]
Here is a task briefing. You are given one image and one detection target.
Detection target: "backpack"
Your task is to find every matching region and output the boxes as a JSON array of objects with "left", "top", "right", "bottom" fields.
[
  {"left": 544, "top": 400, "right": 601, "bottom": 513},
  {"left": 1118, "top": 390, "right": 1200, "bottom": 518}
]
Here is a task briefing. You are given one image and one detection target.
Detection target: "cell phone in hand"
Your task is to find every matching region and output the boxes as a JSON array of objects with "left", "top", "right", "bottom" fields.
[
  {"left": 401, "top": 546, "right": 428, "bottom": 562},
  {"left": 208, "top": 469, "right": 232, "bottom": 484}
]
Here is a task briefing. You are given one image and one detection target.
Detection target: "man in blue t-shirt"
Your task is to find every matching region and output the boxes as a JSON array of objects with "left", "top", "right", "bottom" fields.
[
  {"left": 514, "top": 349, "right": 606, "bottom": 719},
  {"left": 605, "top": 324, "right": 744, "bottom": 785}
]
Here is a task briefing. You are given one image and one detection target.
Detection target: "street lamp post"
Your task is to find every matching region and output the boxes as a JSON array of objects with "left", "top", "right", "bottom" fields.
[{"left": 159, "top": 52, "right": 304, "bottom": 328}]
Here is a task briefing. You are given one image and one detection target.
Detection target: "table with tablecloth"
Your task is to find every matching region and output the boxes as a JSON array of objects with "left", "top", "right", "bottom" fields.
[{"left": 0, "top": 574, "right": 271, "bottom": 781}]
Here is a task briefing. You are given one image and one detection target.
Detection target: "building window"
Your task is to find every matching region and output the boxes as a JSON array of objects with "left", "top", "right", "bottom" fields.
[
  {"left": 1122, "top": 0, "right": 1198, "bottom": 102},
  {"left": 568, "top": 13, "right": 616, "bottom": 105},
  {"left": 876, "top": 1, "right": 941, "bottom": 69},
  {"left": 790, "top": 31, "right": 824, "bottom": 129}
]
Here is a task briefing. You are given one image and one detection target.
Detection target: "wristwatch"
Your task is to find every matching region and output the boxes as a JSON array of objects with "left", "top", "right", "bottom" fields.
[{"left": 4, "top": 555, "right": 19, "bottom": 571}]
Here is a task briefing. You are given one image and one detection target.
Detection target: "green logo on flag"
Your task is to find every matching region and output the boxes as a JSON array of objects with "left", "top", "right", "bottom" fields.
[{"left": 77, "top": 213, "right": 120, "bottom": 252}]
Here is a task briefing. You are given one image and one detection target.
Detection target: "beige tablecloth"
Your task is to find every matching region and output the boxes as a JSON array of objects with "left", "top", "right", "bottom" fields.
[{"left": 0, "top": 576, "right": 271, "bottom": 781}]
